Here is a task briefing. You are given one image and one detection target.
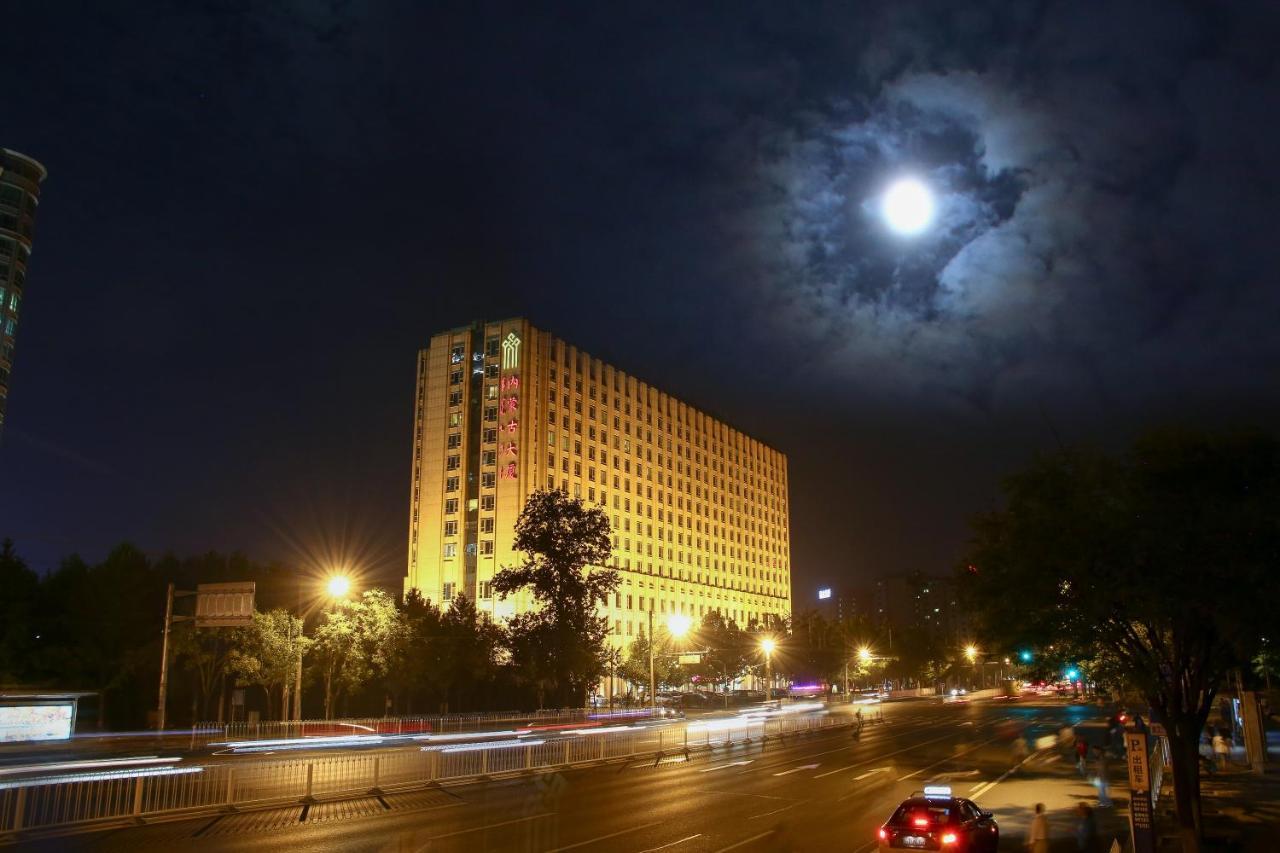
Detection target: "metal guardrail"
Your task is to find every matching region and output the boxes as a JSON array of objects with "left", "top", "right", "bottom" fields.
[
  {"left": 1, "top": 711, "right": 848, "bottom": 840},
  {"left": 188, "top": 708, "right": 606, "bottom": 746}
]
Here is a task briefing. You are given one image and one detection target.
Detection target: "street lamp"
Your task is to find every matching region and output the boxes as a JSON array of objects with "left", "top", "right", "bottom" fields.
[
  {"left": 761, "top": 637, "right": 777, "bottom": 705},
  {"left": 649, "top": 610, "right": 692, "bottom": 713},
  {"left": 326, "top": 574, "right": 351, "bottom": 599},
  {"left": 858, "top": 646, "right": 873, "bottom": 665}
]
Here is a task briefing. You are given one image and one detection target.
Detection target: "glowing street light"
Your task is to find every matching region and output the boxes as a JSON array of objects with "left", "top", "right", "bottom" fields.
[
  {"left": 760, "top": 637, "right": 777, "bottom": 706},
  {"left": 881, "top": 176, "right": 935, "bottom": 235},
  {"left": 858, "top": 646, "right": 874, "bottom": 664},
  {"left": 667, "top": 614, "right": 692, "bottom": 638},
  {"left": 326, "top": 575, "right": 351, "bottom": 599},
  {"left": 964, "top": 644, "right": 978, "bottom": 663}
]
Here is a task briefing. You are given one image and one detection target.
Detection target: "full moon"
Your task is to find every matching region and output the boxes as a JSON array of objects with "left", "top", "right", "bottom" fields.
[{"left": 881, "top": 177, "right": 935, "bottom": 235}]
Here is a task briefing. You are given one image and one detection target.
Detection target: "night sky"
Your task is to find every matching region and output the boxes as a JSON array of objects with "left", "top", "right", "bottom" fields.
[{"left": 4, "top": 2, "right": 1279, "bottom": 599}]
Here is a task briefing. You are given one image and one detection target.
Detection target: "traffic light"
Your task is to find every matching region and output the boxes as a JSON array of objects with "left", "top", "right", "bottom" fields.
[
  {"left": 1065, "top": 667, "right": 1080, "bottom": 681},
  {"left": 1018, "top": 650, "right": 1033, "bottom": 663}
]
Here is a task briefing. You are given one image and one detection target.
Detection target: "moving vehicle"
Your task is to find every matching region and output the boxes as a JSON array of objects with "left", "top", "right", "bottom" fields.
[{"left": 876, "top": 786, "right": 999, "bottom": 851}]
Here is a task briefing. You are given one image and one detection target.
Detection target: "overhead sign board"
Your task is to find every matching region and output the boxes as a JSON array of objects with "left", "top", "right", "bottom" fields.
[
  {"left": 817, "top": 588, "right": 832, "bottom": 600},
  {"left": 195, "top": 582, "right": 256, "bottom": 627},
  {"left": 678, "top": 653, "right": 703, "bottom": 665}
]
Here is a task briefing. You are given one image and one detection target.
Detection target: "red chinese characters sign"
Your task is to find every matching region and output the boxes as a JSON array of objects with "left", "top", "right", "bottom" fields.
[{"left": 499, "top": 349, "right": 520, "bottom": 479}]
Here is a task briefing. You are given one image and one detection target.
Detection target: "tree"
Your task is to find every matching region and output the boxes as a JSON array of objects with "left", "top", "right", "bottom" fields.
[
  {"left": 961, "top": 429, "right": 1280, "bottom": 852},
  {"left": 172, "top": 624, "right": 235, "bottom": 721},
  {"left": 493, "top": 489, "right": 618, "bottom": 707},
  {"left": 0, "top": 539, "right": 39, "bottom": 683},
  {"left": 693, "top": 611, "right": 750, "bottom": 702},
  {"left": 619, "top": 625, "right": 684, "bottom": 696},
  {"left": 309, "top": 589, "right": 401, "bottom": 718},
  {"left": 227, "top": 609, "right": 308, "bottom": 721}
]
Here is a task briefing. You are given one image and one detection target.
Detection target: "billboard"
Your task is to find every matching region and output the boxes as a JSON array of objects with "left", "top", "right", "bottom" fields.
[
  {"left": 195, "top": 582, "right": 256, "bottom": 627},
  {"left": 0, "top": 702, "right": 74, "bottom": 743}
]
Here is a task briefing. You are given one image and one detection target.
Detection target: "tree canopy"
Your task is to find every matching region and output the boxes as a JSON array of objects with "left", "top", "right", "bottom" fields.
[
  {"left": 961, "top": 428, "right": 1280, "bottom": 849},
  {"left": 493, "top": 489, "right": 619, "bottom": 707}
]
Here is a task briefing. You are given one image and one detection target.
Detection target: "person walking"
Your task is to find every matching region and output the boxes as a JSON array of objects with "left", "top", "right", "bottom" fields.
[
  {"left": 1094, "top": 747, "right": 1113, "bottom": 807},
  {"left": 1027, "top": 802, "right": 1049, "bottom": 853},
  {"left": 1075, "top": 737, "right": 1089, "bottom": 777},
  {"left": 1212, "top": 728, "right": 1230, "bottom": 771},
  {"left": 1074, "top": 803, "right": 1098, "bottom": 852}
]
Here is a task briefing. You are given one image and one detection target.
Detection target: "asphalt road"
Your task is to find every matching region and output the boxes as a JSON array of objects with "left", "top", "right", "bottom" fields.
[{"left": 17, "top": 699, "right": 1104, "bottom": 853}]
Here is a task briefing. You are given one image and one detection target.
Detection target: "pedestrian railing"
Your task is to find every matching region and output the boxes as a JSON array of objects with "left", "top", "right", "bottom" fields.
[
  {"left": 0, "top": 711, "right": 849, "bottom": 841},
  {"left": 189, "top": 707, "right": 625, "bottom": 747}
]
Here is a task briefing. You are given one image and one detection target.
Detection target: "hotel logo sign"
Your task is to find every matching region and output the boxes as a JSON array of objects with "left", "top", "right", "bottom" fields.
[{"left": 501, "top": 332, "right": 522, "bottom": 370}]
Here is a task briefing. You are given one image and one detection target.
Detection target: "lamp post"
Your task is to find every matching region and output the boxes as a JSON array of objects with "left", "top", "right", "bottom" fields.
[
  {"left": 648, "top": 609, "right": 691, "bottom": 712},
  {"left": 964, "top": 644, "right": 979, "bottom": 690},
  {"left": 761, "top": 637, "right": 776, "bottom": 705}
]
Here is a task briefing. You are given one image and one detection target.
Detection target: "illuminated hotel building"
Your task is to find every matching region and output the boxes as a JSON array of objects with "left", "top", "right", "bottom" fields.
[
  {"left": 404, "top": 319, "right": 792, "bottom": 640},
  {"left": 0, "top": 149, "right": 47, "bottom": 438}
]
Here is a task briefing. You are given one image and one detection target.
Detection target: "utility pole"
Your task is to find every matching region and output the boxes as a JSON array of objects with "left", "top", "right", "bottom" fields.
[
  {"left": 648, "top": 607, "right": 656, "bottom": 712},
  {"left": 157, "top": 583, "right": 176, "bottom": 731}
]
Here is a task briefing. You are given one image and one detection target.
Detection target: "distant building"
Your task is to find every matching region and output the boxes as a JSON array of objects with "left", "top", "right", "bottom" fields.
[
  {"left": 873, "top": 572, "right": 966, "bottom": 649},
  {"left": 814, "top": 584, "right": 864, "bottom": 625},
  {"left": 0, "top": 149, "right": 47, "bottom": 439},
  {"left": 404, "top": 318, "right": 793, "bottom": 645}
]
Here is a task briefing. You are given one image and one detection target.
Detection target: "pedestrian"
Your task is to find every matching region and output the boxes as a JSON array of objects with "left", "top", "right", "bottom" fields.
[
  {"left": 1012, "top": 736, "right": 1029, "bottom": 761},
  {"left": 1094, "top": 747, "right": 1113, "bottom": 807},
  {"left": 1212, "top": 728, "right": 1230, "bottom": 771},
  {"left": 1027, "top": 802, "right": 1049, "bottom": 853},
  {"left": 1075, "top": 736, "right": 1089, "bottom": 777},
  {"left": 1074, "top": 803, "right": 1098, "bottom": 852}
]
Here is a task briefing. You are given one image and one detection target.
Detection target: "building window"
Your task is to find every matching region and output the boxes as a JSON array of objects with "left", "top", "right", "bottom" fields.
[
  {"left": 483, "top": 427, "right": 497, "bottom": 443},
  {"left": 446, "top": 455, "right": 460, "bottom": 470},
  {"left": 443, "top": 544, "right": 457, "bottom": 559},
  {"left": 446, "top": 476, "right": 459, "bottom": 492},
  {"left": 444, "top": 520, "right": 458, "bottom": 536},
  {"left": 480, "top": 517, "right": 494, "bottom": 533},
  {"left": 449, "top": 412, "right": 463, "bottom": 427},
  {"left": 482, "top": 450, "right": 496, "bottom": 466},
  {"left": 443, "top": 580, "right": 456, "bottom": 599},
  {"left": 486, "top": 384, "right": 499, "bottom": 399},
  {"left": 447, "top": 433, "right": 461, "bottom": 449},
  {"left": 480, "top": 540, "right": 493, "bottom": 555},
  {"left": 484, "top": 406, "right": 497, "bottom": 422},
  {"left": 482, "top": 472, "right": 496, "bottom": 488},
  {"left": 486, "top": 337, "right": 499, "bottom": 357},
  {"left": 445, "top": 498, "right": 458, "bottom": 513},
  {"left": 480, "top": 580, "right": 494, "bottom": 599},
  {"left": 481, "top": 495, "right": 495, "bottom": 511},
  {"left": 449, "top": 390, "right": 463, "bottom": 406}
]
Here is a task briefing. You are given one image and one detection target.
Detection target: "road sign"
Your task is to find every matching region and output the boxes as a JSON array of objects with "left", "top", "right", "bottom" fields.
[
  {"left": 195, "top": 582, "right": 256, "bottom": 627},
  {"left": 678, "top": 653, "right": 702, "bottom": 665},
  {"left": 1125, "top": 731, "right": 1155, "bottom": 853}
]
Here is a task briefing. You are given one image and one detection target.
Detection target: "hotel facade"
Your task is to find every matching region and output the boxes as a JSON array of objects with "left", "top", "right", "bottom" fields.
[{"left": 404, "top": 319, "right": 792, "bottom": 642}]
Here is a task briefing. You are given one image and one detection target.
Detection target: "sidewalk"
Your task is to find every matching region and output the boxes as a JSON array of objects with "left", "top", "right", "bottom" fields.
[
  {"left": 975, "top": 742, "right": 1130, "bottom": 852},
  {"left": 1195, "top": 761, "right": 1280, "bottom": 851}
]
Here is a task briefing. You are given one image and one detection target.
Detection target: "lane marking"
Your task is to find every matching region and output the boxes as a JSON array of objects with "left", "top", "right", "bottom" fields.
[
  {"left": 814, "top": 730, "right": 959, "bottom": 778},
  {"left": 545, "top": 821, "right": 663, "bottom": 852},
  {"left": 748, "top": 802, "right": 803, "bottom": 820},
  {"left": 697, "top": 789, "right": 794, "bottom": 801},
  {"left": 853, "top": 767, "right": 891, "bottom": 781},
  {"left": 713, "top": 830, "right": 776, "bottom": 852},
  {"left": 701, "top": 760, "right": 753, "bottom": 773},
  {"left": 896, "top": 735, "right": 1002, "bottom": 782},
  {"left": 414, "top": 813, "right": 552, "bottom": 846},
  {"left": 637, "top": 834, "right": 703, "bottom": 852},
  {"left": 972, "top": 747, "right": 1052, "bottom": 801},
  {"left": 773, "top": 763, "right": 820, "bottom": 776}
]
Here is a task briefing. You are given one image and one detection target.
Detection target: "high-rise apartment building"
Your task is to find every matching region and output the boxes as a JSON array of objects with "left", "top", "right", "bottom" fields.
[
  {"left": 405, "top": 319, "right": 792, "bottom": 641},
  {"left": 0, "top": 149, "right": 47, "bottom": 438}
]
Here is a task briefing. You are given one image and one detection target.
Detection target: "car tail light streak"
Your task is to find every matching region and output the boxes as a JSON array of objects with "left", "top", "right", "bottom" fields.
[
  {"left": 941, "top": 832, "right": 959, "bottom": 845},
  {"left": 877, "top": 827, "right": 888, "bottom": 840}
]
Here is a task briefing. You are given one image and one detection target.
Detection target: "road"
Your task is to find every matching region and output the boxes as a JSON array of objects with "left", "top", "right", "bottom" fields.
[{"left": 16, "top": 699, "right": 1107, "bottom": 852}]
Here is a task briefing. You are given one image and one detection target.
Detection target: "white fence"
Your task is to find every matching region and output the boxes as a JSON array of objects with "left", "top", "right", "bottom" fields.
[
  {"left": 189, "top": 708, "right": 607, "bottom": 747},
  {"left": 1, "top": 712, "right": 848, "bottom": 839}
]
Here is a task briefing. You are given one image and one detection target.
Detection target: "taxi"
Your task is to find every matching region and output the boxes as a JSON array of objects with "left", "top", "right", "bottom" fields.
[{"left": 876, "top": 786, "right": 999, "bottom": 851}]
